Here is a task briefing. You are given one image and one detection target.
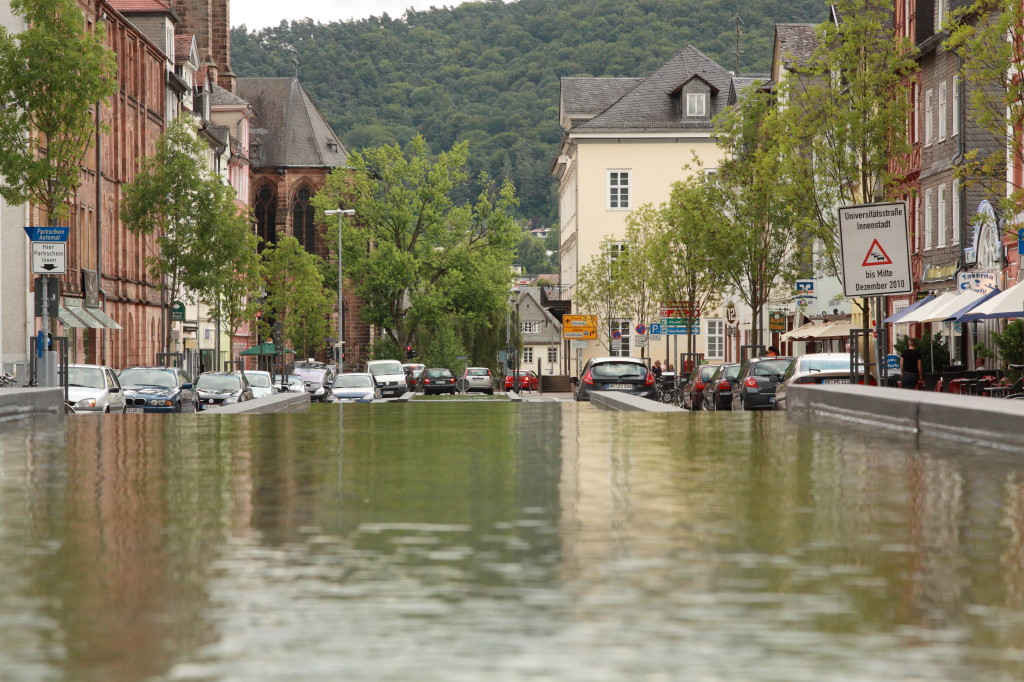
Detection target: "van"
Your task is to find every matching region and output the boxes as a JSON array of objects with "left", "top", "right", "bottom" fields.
[{"left": 366, "top": 359, "right": 408, "bottom": 398}]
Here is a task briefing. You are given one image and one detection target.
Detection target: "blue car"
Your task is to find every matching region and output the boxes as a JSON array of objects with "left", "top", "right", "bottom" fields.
[{"left": 119, "top": 367, "right": 197, "bottom": 414}]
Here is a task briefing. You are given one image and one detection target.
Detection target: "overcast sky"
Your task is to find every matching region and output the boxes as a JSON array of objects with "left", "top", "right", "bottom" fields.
[{"left": 232, "top": 0, "right": 469, "bottom": 29}]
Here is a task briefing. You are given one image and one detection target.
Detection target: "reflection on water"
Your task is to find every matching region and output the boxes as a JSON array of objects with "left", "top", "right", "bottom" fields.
[{"left": 1, "top": 405, "right": 1023, "bottom": 680}]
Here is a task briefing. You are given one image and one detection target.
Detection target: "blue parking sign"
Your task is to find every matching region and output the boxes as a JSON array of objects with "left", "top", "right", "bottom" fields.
[{"left": 649, "top": 323, "right": 662, "bottom": 335}]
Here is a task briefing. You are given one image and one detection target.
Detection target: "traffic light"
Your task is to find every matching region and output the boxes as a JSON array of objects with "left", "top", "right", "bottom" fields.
[{"left": 406, "top": 345, "right": 414, "bottom": 359}]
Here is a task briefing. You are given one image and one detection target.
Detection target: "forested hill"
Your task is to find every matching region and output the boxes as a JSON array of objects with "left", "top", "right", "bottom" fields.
[{"left": 231, "top": 0, "right": 830, "bottom": 225}]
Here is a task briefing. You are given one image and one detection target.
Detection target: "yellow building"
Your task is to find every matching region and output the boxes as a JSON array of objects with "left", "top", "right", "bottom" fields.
[{"left": 552, "top": 46, "right": 761, "bottom": 368}]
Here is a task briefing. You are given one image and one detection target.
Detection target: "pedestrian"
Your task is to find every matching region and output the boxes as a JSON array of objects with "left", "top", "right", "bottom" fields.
[
  {"left": 901, "top": 338, "right": 922, "bottom": 390},
  {"left": 975, "top": 356, "right": 986, "bottom": 371},
  {"left": 766, "top": 346, "right": 779, "bottom": 357},
  {"left": 651, "top": 360, "right": 663, "bottom": 379}
]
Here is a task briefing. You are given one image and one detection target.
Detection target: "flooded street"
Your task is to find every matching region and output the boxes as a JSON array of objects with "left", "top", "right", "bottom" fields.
[{"left": 2, "top": 403, "right": 1023, "bottom": 680}]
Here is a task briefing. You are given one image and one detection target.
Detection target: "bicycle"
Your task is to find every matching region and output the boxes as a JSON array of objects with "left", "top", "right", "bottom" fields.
[{"left": 0, "top": 372, "right": 16, "bottom": 388}]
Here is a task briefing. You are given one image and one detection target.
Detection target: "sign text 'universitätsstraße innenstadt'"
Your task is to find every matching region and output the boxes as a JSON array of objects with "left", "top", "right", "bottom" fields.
[{"left": 837, "top": 201, "right": 912, "bottom": 297}]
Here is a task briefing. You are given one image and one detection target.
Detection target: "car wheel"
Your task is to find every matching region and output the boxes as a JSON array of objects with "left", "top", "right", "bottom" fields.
[
  {"left": 487, "top": 389, "right": 494, "bottom": 395},
  {"left": 174, "top": 402, "right": 182, "bottom": 413}
]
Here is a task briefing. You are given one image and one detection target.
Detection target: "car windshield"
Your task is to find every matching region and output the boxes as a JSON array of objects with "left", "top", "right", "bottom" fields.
[
  {"left": 801, "top": 357, "right": 850, "bottom": 372},
  {"left": 119, "top": 368, "right": 177, "bottom": 388},
  {"left": 244, "top": 373, "right": 271, "bottom": 388},
  {"left": 466, "top": 368, "right": 489, "bottom": 376},
  {"left": 288, "top": 375, "right": 304, "bottom": 386},
  {"left": 591, "top": 362, "right": 647, "bottom": 379},
  {"left": 196, "top": 374, "right": 242, "bottom": 391},
  {"left": 751, "top": 359, "right": 792, "bottom": 376},
  {"left": 369, "top": 362, "right": 403, "bottom": 378},
  {"left": 698, "top": 366, "right": 716, "bottom": 381},
  {"left": 68, "top": 367, "right": 105, "bottom": 389},
  {"left": 724, "top": 365, "right": 741, "bottom": 380},
  {"left": 335, "top": 375, "right": 373, "bottom": 389},
  {"left": 293, "top": 368, "right": 327, "bottom": 382},
  {"left": 426, "top": 369, "right": 452, "bottom": 378}
]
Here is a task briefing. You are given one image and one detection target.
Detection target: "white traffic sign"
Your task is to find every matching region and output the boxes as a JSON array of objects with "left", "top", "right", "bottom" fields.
[
  {"left": 570, "top": 340, "right": 588, "bottom": 349},
  {"left": 32, "top": 241, "right": 66, "bottom": 274},
  {"left": 635, "top": 335, "right": 647, "bottom": 347},
  {"left": 837, "top": 202, "right": 912, "bottom": 297}
]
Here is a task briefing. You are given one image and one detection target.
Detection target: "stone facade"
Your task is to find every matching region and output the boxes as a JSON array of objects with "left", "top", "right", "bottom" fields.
[{"left": 170, "top": 0, "right": 234, "bottom": 91}]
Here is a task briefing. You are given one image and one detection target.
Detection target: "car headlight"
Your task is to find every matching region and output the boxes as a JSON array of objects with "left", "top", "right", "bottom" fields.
[
  {"left": 76, "top": 398, "right": 97, "bottom": 408},
  {"left": 148, "top": 399, "right": 173, "bottom": 406},
  {"left": 314, "top": 387, "right": 324, "bottom": 395},
  {"left": 224, "top": 396, "right": 239, "bottom": 404}
]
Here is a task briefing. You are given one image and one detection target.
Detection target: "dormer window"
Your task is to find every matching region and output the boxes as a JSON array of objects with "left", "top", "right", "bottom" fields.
[
  {"left": 326, "top": 140, "right": 338, "bottom": 153},
  {"left": 687, "top": 93, "right": 706, "bottom": 117}
]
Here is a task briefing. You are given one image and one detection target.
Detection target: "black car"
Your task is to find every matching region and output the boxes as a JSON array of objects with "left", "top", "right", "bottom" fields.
[
  {"left": 701, "top": 363, "right": 740, "bottom": 411},
  {"left": 731, "top": 357, "right": 793, "bottom": 411},
  {"left": 681, "top": 364, "right": 717, "bottom": 411},
  {"left": 194, "top": 372, "right": 255, "bottom": 411},
  {"left": 119, "top": 366, "right": 197, "bottom": 414},
  {"left": 420, "top": 368, "right": 457, "bottom": 395},
  {"left": 406, "top": 368, "right": 425, "bottom": 392},
  {"left": 570, "top": 356, "right": 656, "bottom": 401}
]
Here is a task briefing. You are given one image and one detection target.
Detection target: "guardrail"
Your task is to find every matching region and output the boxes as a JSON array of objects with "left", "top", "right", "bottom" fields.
[{"left": 0, "top": 388, "right": 66, "bottom": 421}]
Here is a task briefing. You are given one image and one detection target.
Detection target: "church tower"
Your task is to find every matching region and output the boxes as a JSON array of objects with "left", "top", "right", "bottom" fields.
[{"left": 170, "top": 0, "right": 235, "bottom": 92}]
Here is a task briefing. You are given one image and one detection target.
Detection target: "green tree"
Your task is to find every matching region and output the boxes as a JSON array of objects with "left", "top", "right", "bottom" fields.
[
  {"left": 421, "top": 318, "right": 469, "bottom": 376},
  {"left": 261, "top": 236, "right": 333, "bottom": 358},
  {"left": 121, "top": 116, "right": 255, "bottom": 352},
  {"left": 945, "top": 0, "right": 1021, "bottom": 219},
  {"left": 615, "top": 206, "right": 662, "bottom": 357},
  {"left": 0, "top": 0, "right": 117, "bottom": 222},
  {"left": 574, "top": 238, "right": 627, "bottom": 354},
  {"left": 203, "top": 214, "right": 263, "bottom": 351},
  {"left": 313, "top": 135, "right": 521, "bottom": 359},
  {"left": 516, "top": 231, "right": 553, "bottom": 274}
]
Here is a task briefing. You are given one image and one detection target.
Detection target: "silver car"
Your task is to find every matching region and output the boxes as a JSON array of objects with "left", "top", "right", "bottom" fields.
[
  {"left": 243, "top": 370, "right": 275, "bottom": 399},
  {"left": 67, "top": 364, "right": 125, "bottom": 413},
  {"left": 775, "top": 353, "right": 876, "bottom": 410},
  {"left": 462, "top": 367, "right": 494, "bottom": 395}
]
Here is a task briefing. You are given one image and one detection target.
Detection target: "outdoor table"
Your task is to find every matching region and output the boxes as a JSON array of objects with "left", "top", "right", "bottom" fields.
[{"left": 982, "top": 386, "right": 1015, "bottom": 398}]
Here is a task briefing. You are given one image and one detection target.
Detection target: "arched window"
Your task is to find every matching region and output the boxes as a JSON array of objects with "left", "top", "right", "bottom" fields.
[
  {"left": 292, "top": 185, "right": 316, "bottom": 253},
  {"left": 254, "top": 185, "right": 277, "bottom": 249}
]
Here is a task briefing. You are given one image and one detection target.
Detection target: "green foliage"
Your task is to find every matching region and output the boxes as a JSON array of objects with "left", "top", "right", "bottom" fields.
[
  {"left": 0, "top": 0, "right": 117, "bottom": 220},
  {"left": 261, "top": 236, "right": 333, "bottom": 358},
  {"left": 231, "top": 0, "right": 829, "bottom": 224},
  {"left": 574, "top": 239, "right": 626, "bottom": 353},
  {"left": 312, "top": 135, "right": 520, "bottom": 362},
  {"left": 367, "top": 336, "right": 403, "bottom": 361},
  {"left": 894, "top": 330, "right": 950, "bottom": 374},
  {"left": 516, "top": 231, "right": 554, "bottom": 274},
  {"left": 989, "top": 320, "right": 1024, "bottom": 368},
  {"left": 421, "top": 319, "right": 469, "bottom": 376}
]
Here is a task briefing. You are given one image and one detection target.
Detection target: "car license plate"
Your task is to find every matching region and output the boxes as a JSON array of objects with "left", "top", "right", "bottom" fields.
[
  {"left": 820, "top": 378, "right": 848, "bottom": 385},
  {"left": 768, "top": 396, "right": 775, "bottom": 403},
  {"left": 607, "top": 383, "right": 633, "bottom": 390},
  {"left": 125, "top": 408, "right": 144, "bottom": 414}
]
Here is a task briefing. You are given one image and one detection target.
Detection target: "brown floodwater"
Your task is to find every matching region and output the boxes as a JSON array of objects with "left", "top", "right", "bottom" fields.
[{"left": 1, "top": 402, "right": 1023, "bottom": 681}]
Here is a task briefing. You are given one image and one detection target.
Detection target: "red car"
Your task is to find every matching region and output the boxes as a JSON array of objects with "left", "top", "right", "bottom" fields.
[{"left": 504, "top": 370, "right": 539, "bottom": 391}]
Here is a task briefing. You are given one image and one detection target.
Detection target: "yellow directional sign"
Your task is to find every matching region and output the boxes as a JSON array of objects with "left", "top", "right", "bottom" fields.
[{"left": 562, "top": 315, "right": 598, "bottom": 340}]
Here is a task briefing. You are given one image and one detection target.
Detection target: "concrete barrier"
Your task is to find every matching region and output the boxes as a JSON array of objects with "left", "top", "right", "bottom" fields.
[
  {"left": 204, "top": 392, "right": 310, "bottom": 414},
  {"left": 787, "top": 384, "right": 1024, "bottom": 451},
  {"left": 590, "top": 391, "right": 679, "bottom": 412},
  {"left": 0, "top": 388, "right": 65, "bottom": 421}
]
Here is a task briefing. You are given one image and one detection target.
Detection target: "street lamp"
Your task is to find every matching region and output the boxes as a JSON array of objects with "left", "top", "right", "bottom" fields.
[{"left": 325, "top": 208, "right": 356, "bottom": 371}]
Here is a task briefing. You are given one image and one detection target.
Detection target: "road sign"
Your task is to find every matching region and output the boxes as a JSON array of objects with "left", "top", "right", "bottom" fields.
[
  {"left": 649, "top": 323, "right": 662, "bottom": 335},
  {"left": 611, "top": 330, "right": 622, "bottom": 340},
  {"left": 570, "top": 340, "right": 588, "bottom": 349},
  {"left": 635, "top": 335, "right": 647, "bottom": 347},
  {"left": 885, "top": 354, "right": 901, "bottom": 372},
  {"left": 563, "top": 330, "right": 598, "bottom": 339},
  {"left": 635, "top": 323, "right": 646, "bottom": 335},
  {"left": 171, "top": 301, "right": 186, "bottom": 321},
  {"left": 837, "top": 202, "right": 912, "bottom": 297},
  {"left": 31, "top": 242, "right": 66, "bottom": 274},
  {"left": 562, "top": 314, "right": 598, "bottom": 340},
  {"left": 23, "top": 226, "right": 69, "bottom": 242},
  {"left": 610, "top": 339, "right": 621, "bottom": 351}
]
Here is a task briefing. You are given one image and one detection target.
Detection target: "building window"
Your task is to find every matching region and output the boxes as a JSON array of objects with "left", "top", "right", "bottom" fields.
[
  {"left": 292, "top": 186, "right": 316, "bottom": 254},
  {"left": 520, "top": 320, "right": 541, "bottom": 333},
  {"left": 952, "top": 77, "right": 959, "bottom": 136},
  {"left": 910, "top": 81, "right": 918, "bottom": 144},
  {"left": 924, "top": 188, "right": 933, "bottom": 251},
  {"left": 938, "top": 184, "right": 947, "bottom": 247},
  {"left": 686, "top": 92, "right": 706, "bottom": 117},
  {"left": 902, "top": 0, "right": 910, "bottom": 38},
  {"left": 254, "top": 185, "right": 277, "bottom": 249},
  {"left": 913, "top": 195, "right": 920, "bottom": 254},
  {"left": 938, "top": 81, "right": 947, "bottom": 141},
  {"left": 952, "top": 179, "right": 960, "bottom": 245},
  {"left": 610, "top": 319, "right": 631, "bottom": 357},
  {"left": 523, "top": 346, "right": 534, "bottom": 364},
  {"left": 547, "top": 346, "right": 558, "bottom": 363},
  {"left": 608, "top": 171, "right": 630, "bottom": 209},
  {"left": 707, "top": 319, "right": 724, "bottom": 358},
  {"left": 924, "top": 89, "right": 933, "bottom": 146}
]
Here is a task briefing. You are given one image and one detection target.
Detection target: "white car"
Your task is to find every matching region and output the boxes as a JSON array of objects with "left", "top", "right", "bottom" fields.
[
  {"left": 274, "top": 374, "right": 306, "bottom": 394},
  {"left": 462, "top": 367, "right": 494, "bottom": 395},
  {"left": 67, "top": 364, "right": 125, "bottom": 413},
  {"left": 243, "top": 370, "right": 275, "bottom": 399},
  {"left": 331, "top": 373, "right": 381, "bottom": 402},
  {"left": 366, "top": 359, "right": 408, "bottom": 398}
]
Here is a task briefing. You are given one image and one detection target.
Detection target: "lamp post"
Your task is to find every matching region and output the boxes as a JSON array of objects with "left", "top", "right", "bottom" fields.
[{"left": 325, "top": 208, "right": 356, "bottom": 371}]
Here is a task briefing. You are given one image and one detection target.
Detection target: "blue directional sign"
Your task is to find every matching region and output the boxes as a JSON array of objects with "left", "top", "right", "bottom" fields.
[
  {"left": 23, "top": 226, "right": 69, "bottom": 242},
  {"left": 885, "top": 354, "right": 901, "bottom": 372},
  {"left": 1018, "top": 227, "right": 1024, "bottom": 256}
]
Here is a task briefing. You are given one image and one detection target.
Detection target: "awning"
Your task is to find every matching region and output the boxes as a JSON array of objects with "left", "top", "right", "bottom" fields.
[
  {"left": 780, "top": 321, "right": 820, "bottom": 341},
  {"left": 803, "top": 319, "right": 854, "bottom": 340},
  {"left": 84, "top": 306, "right": 122, "bottom": 330},
  {"left": 239, "top": 341, "right": 295, "bottom": 356},
  {"left": 912, "top": 290, "right": 987, "bottom": 323},
  {"left": 897, "top": 291, "right": 961, "bottom": 324},
  {"left": 882, "top": 295, "right": 935, "bottom": 324},
  {"left": 57, "top": 306, "right": 89, "bottom": 328},
  {"left": 948, "top": 289, "right": 1002, "bottom": 323},
  {"left": 961, "top": 279, "right": 1024, "bottom": 320}
]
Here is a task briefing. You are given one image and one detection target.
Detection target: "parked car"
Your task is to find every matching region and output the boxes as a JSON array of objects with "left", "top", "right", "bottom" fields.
[
  {"left": 119, "top": 366, "right": 196, "bottom": 414},
  {"left": 775, "top": 353, "right": 876, "bottom": 410},
  {"left": 194, "top": 372, "right": 254, "bottom": 411},
  {"left": 402, "top": 363, "right": 425, "bottom": 377},
  {"left": 292, "top": 363, "right": 336, "bottom": 403},
  {"left": 570, "top": 356, "right": 656, "bottom": 402},
  {"left": 421, "top": 368, "right": 458, "bottom": 395},
  {"left": 504, "top": 370, "right": 539, "bottom": 392},
  {"left": 366, "top": 359, "right": 409, "bottom": 398},
  {"left": 274, "top": 373, "right": 306, "bottom": 394},
  {"left": 462, "top": 367, "right": 495, "bottom": 395},
  {"left": 405, "top": 367, "right": 426, "bottom": 392},
  {"left": 701, "top": 363, "right": 740, "bottom": 411},
  {"left": 67, "top": 364, "right": 125, "bottom": 413},
  {"left": 731, "top": 357, "right": 794, "bottom": 411},
  {"left": 242, "top": 370, "right": 275, "bottom": 399},
  {"left": 331, "top": 373, "right": 380, "bottom": 402},
  {"left": 681, "top": 364, "right": 718, "bottom": 411}
]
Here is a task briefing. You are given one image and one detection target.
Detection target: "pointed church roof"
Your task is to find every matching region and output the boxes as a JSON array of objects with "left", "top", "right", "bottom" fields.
[
  {"left": 235, "top": 77, "right": 349, "bottom": 168},
  {"left": 576, "top": 45, "right": 734, "bottom": 130}
]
